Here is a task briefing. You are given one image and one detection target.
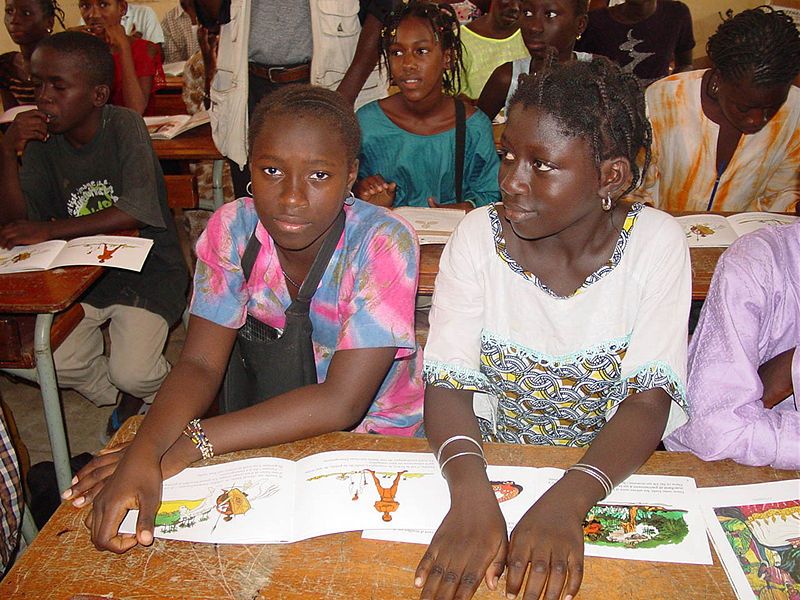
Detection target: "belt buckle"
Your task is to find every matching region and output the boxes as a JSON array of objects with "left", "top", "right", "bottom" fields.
[{"left": 267, "top": 66, "right": 287, "bottom": 82}]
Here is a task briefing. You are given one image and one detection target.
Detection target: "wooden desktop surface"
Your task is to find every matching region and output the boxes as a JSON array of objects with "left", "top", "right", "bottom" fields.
[
  {"left": 2, "top": 418, "right": 797, "bottom": 599},
  {"left": 0, "top": 266, "right": 103, "bottom": 313},
  {"left": 151, "top": 123, "right": 223, "bottom": 162}
]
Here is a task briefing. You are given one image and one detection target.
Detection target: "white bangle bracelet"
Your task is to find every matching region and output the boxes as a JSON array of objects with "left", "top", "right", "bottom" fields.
[
  {"left": 566, "top": 464, "right": 613, "bottom": 497},
  {"left": 439, "top": 451, "right": 488, "bottom": 473},
  {"left": 436, "top": 434, "right": 483, "bottom": 463}
]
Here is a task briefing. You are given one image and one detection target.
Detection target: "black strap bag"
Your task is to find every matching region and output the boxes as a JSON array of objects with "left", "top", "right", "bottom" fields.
[{"left": 220, "top": 211, "right": 345, "bottom": 413}]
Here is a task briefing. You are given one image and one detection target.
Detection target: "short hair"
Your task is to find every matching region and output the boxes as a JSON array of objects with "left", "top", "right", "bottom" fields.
[
  {"left": 35, "top": 31, "right": 114, "bottom": 88},
  {"left": 509, "top": 55, "right": 652, "bottom": 197},
  {"left": 573, "top": 0, "right": 589, "bottom": 16},
  {"left": 248, "top": 84, "right": 361, "bottom": 164},
  {"left": 707, "top": 6, "right": 800, "bottom": 86},
  {"left": 35, "top": 0, "right": 66, "bottom": 29},
  {"left": 380, "top": 1, "right": 464, "bottom": 96}
]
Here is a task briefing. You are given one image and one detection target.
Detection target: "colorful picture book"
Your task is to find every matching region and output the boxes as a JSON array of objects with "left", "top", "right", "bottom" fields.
[
  {"left": 0, "top": 235, "right": 153, "bottom": 274},
  {"left": 118, "top": 450, "right": 712, "bottom": 566},
  {"left": 392, "top": 207, "right": 466, "bottom": 245},
  {"left": 676, "top": 213, "right": 797, "bottom": 248},
  {"left": 143, "top": 111, "right": 209, "bottom": 140},
  {"left": 700, "top": 480, "right": 800, "bottom": 600}
]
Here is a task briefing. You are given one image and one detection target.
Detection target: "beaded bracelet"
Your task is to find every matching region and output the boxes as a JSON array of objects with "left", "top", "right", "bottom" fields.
[
  {"left": 439, "top": 451, "right": 488, "bottom": 473},
  {"left": 182, "top": 418, "right": 214, "bottom": 460},
  {"left": 566, "top": 463, "right": 613, "bottom": 497},
  {"left": 436, "top": 434, "right": 484, "bottom": 463}
]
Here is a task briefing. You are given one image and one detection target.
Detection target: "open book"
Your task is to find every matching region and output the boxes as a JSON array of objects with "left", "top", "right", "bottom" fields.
[
  {"left": 144, "top": 111, "right": 209, "bottom": 140},
  {"left": 0, "top": 235, "right": 153, "bottom": 274},
  {"left": 0, "top": 104, "right": 36, "bottom": 125},
  {"left": 162, "top": 61, "right": 187, "bottom": 77},
  {"left": 676, "top": 213, "right": 797, "bottom": 248},
  {"left": 118, "top": 450, "right": 712, "bottom": 566},
  {"left": 699, "top": 480, "right": 800, "bottom": 600},
  {"left": 393, "top": 207, "right": 466, "bottom": 245}
]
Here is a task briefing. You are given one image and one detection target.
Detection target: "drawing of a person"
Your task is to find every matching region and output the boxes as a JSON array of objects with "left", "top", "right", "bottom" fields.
[
  {"left": 96, "top": 243, "right": 122, "bottom": 263},
  {"left": 367, "top": 469, "right": 407, "bottom": 522}
]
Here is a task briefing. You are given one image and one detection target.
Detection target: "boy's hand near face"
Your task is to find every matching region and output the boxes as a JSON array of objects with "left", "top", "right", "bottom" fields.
[{"left": 2, "top": 111, "right": 50, "bottom": 155}]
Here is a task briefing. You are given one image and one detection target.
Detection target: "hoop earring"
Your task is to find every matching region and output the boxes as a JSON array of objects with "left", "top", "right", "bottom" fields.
[
  {"left": 576, "top": 33, "right": 582, "bottom": 40},
  {"left": 47, "top": 28, "right": 53, "bottom": 33},
  {"left": 602, "top": 192, "right": 613, "bottom": 212},
  {"left": 246, "top": 181, "right": 253, "bottom": 196},
  {"left": 344, "top": 190, "right": 355, "bottom": 206}
]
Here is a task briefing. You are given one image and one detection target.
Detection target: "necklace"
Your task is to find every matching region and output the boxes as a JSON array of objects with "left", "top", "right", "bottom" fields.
[{"left": 281, "top": 268, "right": 303, "bottom": 289}]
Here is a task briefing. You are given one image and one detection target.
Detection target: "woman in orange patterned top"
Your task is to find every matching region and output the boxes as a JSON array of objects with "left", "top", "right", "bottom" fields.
[{"left": 633, "top": 7, "right": 800, "bottom": 213}]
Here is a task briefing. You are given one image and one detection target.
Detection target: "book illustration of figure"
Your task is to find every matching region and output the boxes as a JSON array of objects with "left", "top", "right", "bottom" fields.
[
  {"left": 581, "top": 504, "right": 689, "bottom": 548},
  {"left": 0, "top": 248, "right": 45, "bottom": 268},
  {"left": 348, "top": 470, "right": 369, "bottom": 501},
  {"left": 367, "top": 469, "right": 407, "bottom": 522},
  {"left": 81, "top": 241, "right": 137, "bottom": 260},
  {"left": 491, "top": 481, "right": 523, "bottom": 503},
  {"left": 96, "top": 243, "right": 124, "bottom": 263},
  {"left": 688, "top": 223, "right": 717, "bottom": 241},
  {"left": 216, "top": 487, "right": 252, "bottom": 522},
  {"left": 714, "top": 500, "right": 800, "bottom": 599}
]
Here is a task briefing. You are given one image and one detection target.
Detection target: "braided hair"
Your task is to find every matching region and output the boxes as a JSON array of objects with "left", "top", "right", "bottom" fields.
[
  {"left": 707, "top": 6, "right": 800, "bottom": 86},
  {"left": 248, "top": 85, "right": 361, "bottom": 163},
  {"left": 509, "top": 55, "right": 652, "bottom": 197},
  {"left": 380, "top": 1, "right": 464, "bottom": 96},
  {"left": 35, "top": 0, "right": 66, "bottom": 30}
]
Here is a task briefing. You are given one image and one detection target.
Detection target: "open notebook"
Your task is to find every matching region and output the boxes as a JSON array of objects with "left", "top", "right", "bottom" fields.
[{"left": 676, "top": 213, "right": 797, "bottom": 247}]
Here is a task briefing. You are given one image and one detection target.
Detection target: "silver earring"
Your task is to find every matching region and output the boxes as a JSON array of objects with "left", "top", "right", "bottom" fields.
[
  {"left": 246, "top": 181, "right": 253, "bottom": 196},
  {"left": 602, "top": 192, "right": 613, "bottom": 212},
  {"left": 344, "top": 190, "right": 355, "bottom": 206}
]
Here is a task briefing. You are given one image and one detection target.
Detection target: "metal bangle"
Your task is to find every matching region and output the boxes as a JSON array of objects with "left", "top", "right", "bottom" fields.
[
  {"left": 566, "top": 464, "right": 612, "bottom": 497},
  {"left": 439, "top": 451, "right": 488, "bottom": 473},
  {"left": 436, "top": 434, "right": 483, "bottom": 463}
]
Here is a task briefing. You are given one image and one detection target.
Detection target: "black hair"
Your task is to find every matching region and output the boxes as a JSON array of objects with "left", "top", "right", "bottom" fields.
[
  {"left": 380, "top": 1, "right": 463, "bottom": 96},
  {"left": 35, "top": 0, "right": 66, "bottom": 30},
  {"left": 573, "top": 0, "right": 589, "bottom": 16},
  {"left": 35, "top": 31, "right": 114, "bottom": 87},
  {"left": 248, "top": 84, "right": 361, "bottom": 164},
  {"left": 509, "top": 55, "right": 652, "bottom": 197},
  {"left": 707, "top": 6, "right": 800, "bottom": 87}
]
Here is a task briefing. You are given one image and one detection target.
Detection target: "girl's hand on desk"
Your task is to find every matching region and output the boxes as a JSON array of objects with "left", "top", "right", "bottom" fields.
[
  {"left": 354, "top": 175, "right": 396, "bottom": 208},
  {"left": 86, "top": 453, "right": 163, "bottom": 553},
  {"left": 62, "top": 442, "right": 131, "bottom": 508},
  {"left": 505, "top": 488, "right": 586, "bottom": 600},
  {"left": 0, "top": 220, "right": 54, "bottom": 249},
  {"left": 415, "top": 491, "right": 507, "bottom": 599}
]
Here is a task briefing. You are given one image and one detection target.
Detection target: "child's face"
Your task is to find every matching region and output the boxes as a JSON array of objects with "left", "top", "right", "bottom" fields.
[
  {"left": 490, "top": 0, "right": 522, "bottom": 29},
  {"left": 4, "top": 0, "right": 52, "bottom": 46},
  {"left": 387, "top": 16, "right": 447, "bottom": 103},
  {"left": 78, "top": 0, "right": 126, "bottom": 32},
  {"left": 715, "top": 74, "right": 789, "bottom": 136},
  {"left": 31, "top": 46, "right": 103, "bottom": 135},
  {"left": 519, "top": 0, "right": 586, "bottom": 62},
  {"left": 249, "top": 113, "right": 357, "bottom": 254},
  {"left": 498, "top": 104, "right": 602, "bottom": 241}
]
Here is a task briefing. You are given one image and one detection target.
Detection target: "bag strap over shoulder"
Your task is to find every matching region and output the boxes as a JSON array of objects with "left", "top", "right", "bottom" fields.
[
  {"left": 241, "top": 227, "right": 261, "bottom": 282},
  {"left": 454, "top": 96, "right": 466, "bottom": 205}
]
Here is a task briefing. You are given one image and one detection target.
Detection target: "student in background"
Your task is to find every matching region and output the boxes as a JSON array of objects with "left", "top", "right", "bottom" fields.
[
  {"left": 119, "top": 2, "right": 163, "bottom": 45},
  {"left": 665, "top": 222, "right": 800, "bottom": 470},
  {"left": 459, "top": 0, "right": 527, "bottom": 100},
  {"left": 418, "top": 57, "right": 689, "bottom": 600},
  {"left": 355, "top": 2, "right": 500, "bottom": 209},
  {"left": 161, "top": 0, "right": 199, "bottom": 64},
  {"left": 63, "top": 85, "right": 423, "bottom": 552},
  {"left": 633, "top": 7, "right": 800, "bottom": 213},
  {"left": 576, "top": 0, "right": 694, "bottom": 86},
  {"left": 1, "top": 0, "right": 65, "bottom": 109},
  {"left": 477, "top": 0, "right": 591, "bottom": 121},
  {"left": 78, "top": 0, "right": 164, "bottom": 115},
  {"left": 0, "top": 32, "right": 188, "bottom": 440}
]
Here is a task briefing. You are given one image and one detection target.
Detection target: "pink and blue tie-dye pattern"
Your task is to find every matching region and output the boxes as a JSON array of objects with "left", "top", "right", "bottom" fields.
[{"left": 191, "top": 198, "right": 423, "bottom": 436}]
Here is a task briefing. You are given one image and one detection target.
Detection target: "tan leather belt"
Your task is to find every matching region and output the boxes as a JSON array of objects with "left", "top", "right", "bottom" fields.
[{"left": 248, "top": 62, "right": 311, "bottom": 84}]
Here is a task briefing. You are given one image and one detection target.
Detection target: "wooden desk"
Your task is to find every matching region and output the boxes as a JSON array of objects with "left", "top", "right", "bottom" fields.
[
  {"left": 0, "top": 266, "right": 103, "bottom": 493},
  {"left": 152, "top": 123, "right": 226, "bottom": 208},
  {"left": 420, "top": 244, "right": 723, "bottom": 300},
  {"left": 2, "top": 421, "right": 797, "bottom": 599}
]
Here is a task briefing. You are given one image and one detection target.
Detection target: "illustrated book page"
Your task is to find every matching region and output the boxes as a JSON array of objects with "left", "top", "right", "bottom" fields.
[
  {"left": 144, "top": 111, "right": 209, "bottom": 140},
  {"left": 699, "top": 479, "right": 800, "bottom": 600},
  {"left": 392, "top": 207, "right": 466, "bottom": 245},
  {"left": 0, "top": 235, "right": 153, "bottom": 274},
  {"left": 365, "top": 470, "right": 713, "bottom": 565},
  {"left": 727, "top": 212, "right": 798, "bottom": 238},
  {"left": 676, "top": 213, "right": 798, "bottom": 247}
]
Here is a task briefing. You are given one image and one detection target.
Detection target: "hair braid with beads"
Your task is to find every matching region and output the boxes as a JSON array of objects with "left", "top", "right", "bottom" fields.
[
  {"left": 380, "top": 1, "right": 464, "bottom": 96},
  {"left": 248, "top": 84, "right": 361, "bottom": 163},
  {"left": 707, "top": 6, "right": 800, "bottom": 86},
  {"left": 508, "top": 56, "right": 652, "bottom": 198}
]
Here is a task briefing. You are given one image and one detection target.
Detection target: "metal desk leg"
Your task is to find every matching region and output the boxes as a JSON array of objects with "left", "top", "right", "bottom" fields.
[
  {"left": 33, "top": 313, "right": 72, "bottom": 493},
  {"left": 212, "top": 159, "right": 224, "bottom": 209},
  {"left": 21, "top": 503, "right": 39, "bottom": 544}
]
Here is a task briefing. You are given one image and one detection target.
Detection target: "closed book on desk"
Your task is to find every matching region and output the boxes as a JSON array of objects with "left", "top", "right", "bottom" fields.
[
  {"left": 0, "top": 235, "right": 153, "bottom": 274},
  {"left": 144, "top": 111, "right": 209, "bottom": 140},
  {"left": 677, "top": 213, "right": 798, "bottom": 247},
  {"left": 393, "top": 207, "right": 466, "bottom": 245}
]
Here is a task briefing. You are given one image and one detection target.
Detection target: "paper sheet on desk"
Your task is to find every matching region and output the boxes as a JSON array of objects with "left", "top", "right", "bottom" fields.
[{"left": 364, "top": 470, "right": 713, "bottom": 566}]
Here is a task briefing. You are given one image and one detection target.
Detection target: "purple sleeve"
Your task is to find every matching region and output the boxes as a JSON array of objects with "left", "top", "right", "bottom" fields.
[{"left": 665, "top": 240, "right": 800, "bottom": 469}]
